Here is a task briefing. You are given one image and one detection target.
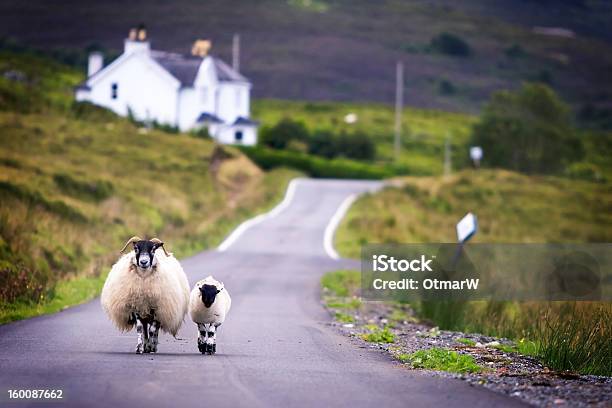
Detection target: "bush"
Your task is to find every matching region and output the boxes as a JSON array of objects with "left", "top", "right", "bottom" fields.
[
  {"left": 430, "top": 33, "right": 471, "bottom": 57},
  {"left": 308, "top": 130, "right": 337, "bottom": 158},
  {"left": 260, "top": 118, "right": 376, "bottom": 161},
  {"left": 335, "top": 131, "right": 376, "bottom": 161},
  {"left": 470, "top": 83, "right": 583, "bottom": 174},
  {"left": 259, "top": 117, "right": 309, "bottom": 149},
  {"left": 237, "top": 146, "right": 404, "bottom": 179}
]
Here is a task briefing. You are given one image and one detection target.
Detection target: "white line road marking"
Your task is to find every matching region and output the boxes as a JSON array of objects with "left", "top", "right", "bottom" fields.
[
  {"left": 217, "top": 178, "right": 301, "bottom": 252},
  {"left": 324, "top": 193, "right": 358, "bottom": 260}
]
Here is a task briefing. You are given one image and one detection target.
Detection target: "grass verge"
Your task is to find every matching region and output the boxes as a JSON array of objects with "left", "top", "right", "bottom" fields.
[{"left": 397, "top": 348, "right": 482, "bottom": 373}]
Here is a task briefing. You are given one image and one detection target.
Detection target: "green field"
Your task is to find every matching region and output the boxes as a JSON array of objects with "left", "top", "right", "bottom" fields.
[
  {"left": 0, "top": 51, "right": 299, "bottom": 323},
  {"left": 253, "top": 99, "right": 475, "bottom": 175}
]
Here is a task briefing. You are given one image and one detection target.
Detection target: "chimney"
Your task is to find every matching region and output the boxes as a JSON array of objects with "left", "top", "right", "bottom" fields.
[
  {"left": 232, "top": 34, "right": 240, "bottom": 72},
  {"left": 137, "top": 25, "right": 147, "bottom": 41},
  {"left": 124, "top": 25, "right": 150, "bottom": 54},
  {"left": 88, "top": 51, "right": 103, "bottom": 77},
  {"left": 191, "top": 39, "right": 212, "bottom": 57}
]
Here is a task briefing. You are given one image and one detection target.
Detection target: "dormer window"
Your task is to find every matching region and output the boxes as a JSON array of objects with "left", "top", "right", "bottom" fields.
[{"left": 111, "top": 83, "right": 118, "bottom": 99}]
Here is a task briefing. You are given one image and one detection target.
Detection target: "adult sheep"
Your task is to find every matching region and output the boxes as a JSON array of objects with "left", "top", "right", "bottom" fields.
[{"left": 101, "top": 236, "right": 190, "bottom": 354}]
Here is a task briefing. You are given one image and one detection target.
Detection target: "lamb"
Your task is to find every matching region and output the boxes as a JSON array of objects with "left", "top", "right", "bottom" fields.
[
  {"left": 101, "top": 236, "right": 190, "bottom": 354},
  {"left": 189, "top": 276, "right": 231, "bottom": 354}
]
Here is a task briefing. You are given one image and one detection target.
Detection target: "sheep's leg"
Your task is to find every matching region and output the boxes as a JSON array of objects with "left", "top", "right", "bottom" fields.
[
  {"left": 147, "top": 320, "right": 160, "bottom": 353},
  {"left": 206, "top": 325, "right": 217, "bottom": 355},
  {"left": 197, "top": 323, "right": 209, "bottom": 354},
  {"left": 134, "top": 313, "right": 145, "bottom": 354}
]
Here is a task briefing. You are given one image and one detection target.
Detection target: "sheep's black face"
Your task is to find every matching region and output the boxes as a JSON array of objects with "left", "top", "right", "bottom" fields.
[
  {"left": 199, "top": 284, "right": 221, "bottom": 308},
  {"left": 133, "top": 240, "right": 161, "bottom": 270}
]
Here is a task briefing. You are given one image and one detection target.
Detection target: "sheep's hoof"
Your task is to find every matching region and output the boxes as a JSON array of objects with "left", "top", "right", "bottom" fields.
[
  {"left": 198, "top": 342, "right": 207, "bottom": 354},
  {"left": 210, "top": 344, "right": 216, "bottom": 355},
  {"left": 135, "top": 345, "right": 144, "bottom": 354}
]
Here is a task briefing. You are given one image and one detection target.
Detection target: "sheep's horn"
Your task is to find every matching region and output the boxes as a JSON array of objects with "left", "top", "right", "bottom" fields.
[
  {"left": 120, "top": 236, "right": 142, "bottom": 253},
  {"left": 150, "top": 237, "right": 170, "bottom": 257}
]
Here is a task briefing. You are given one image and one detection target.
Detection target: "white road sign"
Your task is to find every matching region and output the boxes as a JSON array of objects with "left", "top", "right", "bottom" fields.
[{"left": 456, "top": 212, "right": 478, "bottom": 243}]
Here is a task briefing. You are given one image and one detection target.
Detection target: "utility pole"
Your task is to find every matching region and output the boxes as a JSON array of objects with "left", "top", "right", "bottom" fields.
[
  {"left": 232, "top": 33, "right": 240, "bottom": 72},
  {"left": 394, "top": 61, "right": 403, "bottom": 161},
  {"left": 444, "top": 134, "right": 452, "bottom": 177}
]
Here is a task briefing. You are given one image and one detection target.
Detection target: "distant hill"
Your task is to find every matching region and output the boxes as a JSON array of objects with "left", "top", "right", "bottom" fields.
[{"left": 1, "top": 0, "right": 611, "bottom": 113}]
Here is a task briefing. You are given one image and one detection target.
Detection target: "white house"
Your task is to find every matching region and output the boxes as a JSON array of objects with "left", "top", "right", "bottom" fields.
[{"left": 75, "top": 27, "right": 258, "bottom": 145}]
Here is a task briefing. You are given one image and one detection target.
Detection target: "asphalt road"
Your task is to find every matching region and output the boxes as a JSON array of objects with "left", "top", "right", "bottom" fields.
[{"left": 0, "top": 178, "right": 525, "bottom": 408}]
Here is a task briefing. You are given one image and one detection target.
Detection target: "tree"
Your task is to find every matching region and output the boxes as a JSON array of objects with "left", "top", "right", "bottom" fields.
[
  {"left": 259, "top": 118, "right": 309, "bottom": 149},
  {"left": 470, "top": 83, "right": 583, "bottom": 174}
]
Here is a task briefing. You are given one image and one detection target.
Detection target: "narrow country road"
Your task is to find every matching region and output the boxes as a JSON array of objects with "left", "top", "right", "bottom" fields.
[{"left": 0, "top": 179, "right": 525, "bottom": 407}]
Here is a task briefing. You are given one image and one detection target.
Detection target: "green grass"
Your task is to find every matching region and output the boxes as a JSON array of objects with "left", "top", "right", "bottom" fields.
[
  {"left": 0, "top": 275, "right": 104, "bottom": 323},
  {"left": 398, "top": 348, "right": 482, "bottom": 373},
  {"left": 491, "top": 343, "right": 517, "bottom": 353},
  {"left": 457, "top": 338, "right": 476, "bottom": 346},
  {"left": 321, "top": 269, "right": 360, "bottom": 297},
  {"left": 335, "top": 312, "right": 355, "bottom": 323},
  {"left": 0, "top": 50, "right": 302, "bottom": 324},
  {"left": 361, "top": 326, "right": 395, "bottom": 343},
  {"left": 326, "top": 298, "right": 361, "bottom": 310}
]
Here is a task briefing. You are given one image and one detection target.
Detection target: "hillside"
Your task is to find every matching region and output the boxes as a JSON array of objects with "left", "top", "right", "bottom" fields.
[
  {"left": 1, "top": 0, "right": 611, "bottom": 115},
  {"left": 335, "top": 169, "right": 612, "bottom": 258},
  {"left": 0, "top": 51, "right": 298, "bottom": 322}
]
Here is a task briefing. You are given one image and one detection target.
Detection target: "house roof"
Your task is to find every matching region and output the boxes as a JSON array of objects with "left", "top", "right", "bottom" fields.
[
  {"left": 150, "top": 51, "right": 201, "bottom": 85},
  {"left": 213, "top": 58, "right": 248, "bottom": 83},
  {"left": 150, "top": 51, "right": 248, "bottom": 86},
  {"left": 233, "top": 116, "right": 259, "bottom": 126},
  {"left": 196, "top": 112, "right": 224, "bottom": 124}
]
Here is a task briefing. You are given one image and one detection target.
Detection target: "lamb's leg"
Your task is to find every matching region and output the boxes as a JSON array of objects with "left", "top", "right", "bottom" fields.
[
  {"left": 147, "top": 320, "right": 160, "bottom": 353},
  {"left": 197, "top": 323, "right": 208, "bottom": 354},
  {"left": 206, "top": 325, "right": 217, "bottom": 355}
]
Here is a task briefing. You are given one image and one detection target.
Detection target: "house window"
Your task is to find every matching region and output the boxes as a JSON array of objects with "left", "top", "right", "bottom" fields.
[
  {"left": 234, "top": 130, "right": 243, "bottom": 143},
  {"left": 111, "top": 83, "right": 118, "bottom": 99},
  {"left": 201, "top": 87, "right": 207, "bottom": 103}
]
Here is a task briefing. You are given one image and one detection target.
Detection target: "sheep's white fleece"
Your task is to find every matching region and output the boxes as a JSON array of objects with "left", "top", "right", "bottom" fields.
[
  {"left": 100, "top": 251, "right": 190, "bottom": 336},
  {"left": 189, "top": 276, "right": 231, "bottom": 325}
]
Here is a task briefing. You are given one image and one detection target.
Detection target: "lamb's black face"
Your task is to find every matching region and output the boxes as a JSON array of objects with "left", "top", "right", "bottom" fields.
[
  {"left": 133, "top": 240, "right": 161, "bottom": 270},
  {"left": 199, "top": 284, "right": 221, "bottom": 308}
]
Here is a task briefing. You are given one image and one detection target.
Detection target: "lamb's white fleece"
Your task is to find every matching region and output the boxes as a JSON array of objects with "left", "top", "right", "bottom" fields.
[
  {"left": 100, "top": 250, "right": 190, "bottom": 336},
  {"left": 189, "top": 276, "right": 231, "bottom": 325}
]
